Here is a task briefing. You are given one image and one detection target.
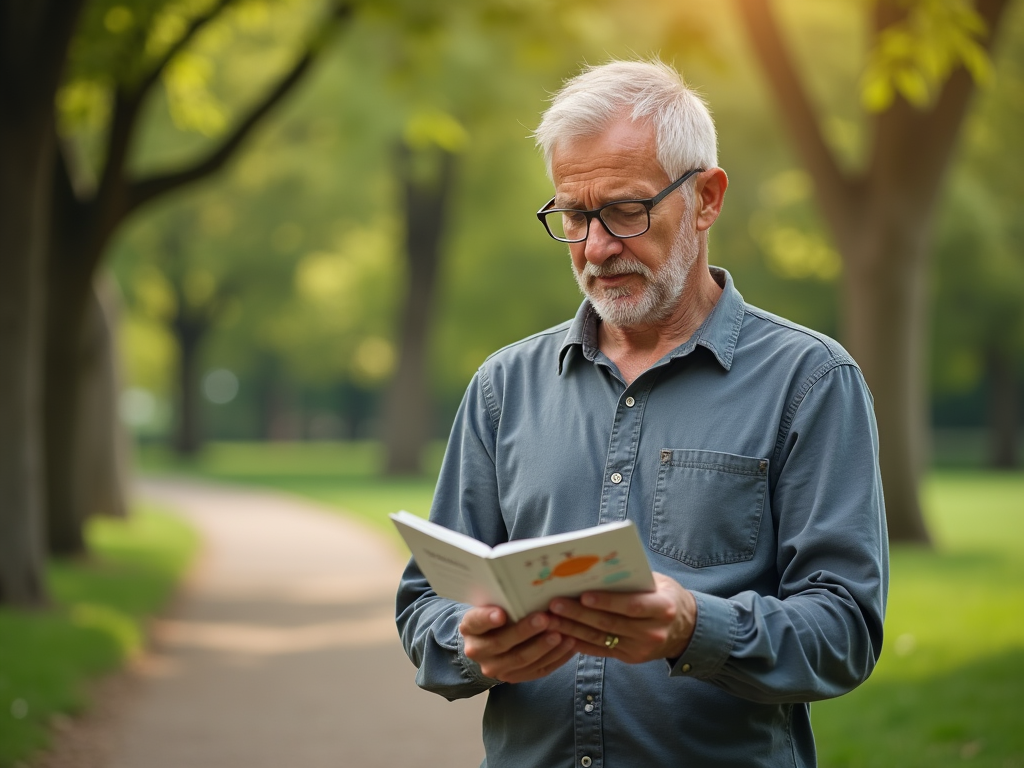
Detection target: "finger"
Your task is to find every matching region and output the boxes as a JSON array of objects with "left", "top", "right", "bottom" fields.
[
  {"left": 498, "top": 629, "right": 565, "bottom": 673},
  {"left": 547, "top": 612, "right": 632, "bottom": 649},
  {"left": 501, "top": 639, "right": 577, "bottom": 683},
  {"left": 463, "top": 612, "right": 556, "bottom": 670},
  {"left": 482, "top": 613, "right": 555, "bottom": 655},
  {"left": 459, "top": 606, "right": 508, "bottom": 636},
  {"left": 577, "top": 589, "right": 655, "bottom": 618},
  {"left": 548, "top": 598, "right": 632, "bottom": 636},
  {"left": 568, "top": 637, "right": 623, "bottom": 659},
  {"left": 474, "top": 630, "right": 565, "bottom": 681}
]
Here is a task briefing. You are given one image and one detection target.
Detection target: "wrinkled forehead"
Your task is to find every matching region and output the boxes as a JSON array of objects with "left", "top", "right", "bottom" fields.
[
  {"left": 550, "top": 127, "right": 671, "bottom": 207},
  {"left": 544, "top": 111, "right": 659, "bottom": 173}
]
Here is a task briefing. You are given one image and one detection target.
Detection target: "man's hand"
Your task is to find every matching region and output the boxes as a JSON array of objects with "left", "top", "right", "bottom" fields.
[
  {"left": 546, "top": 573, "right": 697, "bottom": 663},
  {"left": 459, "top": 607, "right": 577, "bottom": 683}
]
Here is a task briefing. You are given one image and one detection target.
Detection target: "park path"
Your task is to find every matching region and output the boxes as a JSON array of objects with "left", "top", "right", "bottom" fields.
[{"left": 99, "top": 477, "right": 485, "bottom": 768}]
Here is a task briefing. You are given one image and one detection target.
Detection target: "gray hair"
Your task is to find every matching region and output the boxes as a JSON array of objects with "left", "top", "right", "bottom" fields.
[{"left": 534, "top": 59, "right": 718, "bottom": 183}]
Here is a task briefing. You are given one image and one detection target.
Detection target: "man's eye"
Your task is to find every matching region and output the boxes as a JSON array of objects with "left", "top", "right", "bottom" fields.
[{"left": 612, "top": 204, "right": 645, "bottom": 218}]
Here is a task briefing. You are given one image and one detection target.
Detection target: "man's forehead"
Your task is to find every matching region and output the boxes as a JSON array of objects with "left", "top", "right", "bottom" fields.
[{"left": 550, "top": 124, "right": 667, "bottom": 205}]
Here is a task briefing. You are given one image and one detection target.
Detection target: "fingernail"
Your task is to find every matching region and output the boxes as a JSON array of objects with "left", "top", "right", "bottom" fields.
[
  {"left": 582, "top": 595, "right": 596, "bottom": 607},
  {"left": 531, "top": 614, "right": 546, "bottom": 628},
  {"left": 546, "top": 633, "right": 561, "bottom": 646}
]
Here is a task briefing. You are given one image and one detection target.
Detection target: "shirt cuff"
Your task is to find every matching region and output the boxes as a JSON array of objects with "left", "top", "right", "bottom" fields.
[{"left": 668, "top": 590, "right": 736, "bottom": 678}]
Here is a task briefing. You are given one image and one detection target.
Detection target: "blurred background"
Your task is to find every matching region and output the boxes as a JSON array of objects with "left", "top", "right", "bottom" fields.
[
  {"left": 1, "top": 0, "right": 1022, "bottom": 766},
  {"left": 100, "top": 1, "right": 1024, "bottom": 475}
]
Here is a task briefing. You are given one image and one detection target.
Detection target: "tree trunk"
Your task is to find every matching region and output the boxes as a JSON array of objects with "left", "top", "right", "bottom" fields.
[
  {"left": 0, "top": 0, "right": 86, "bottom": 600},
  {"left": 735, "top": 0, "right": 1012, "bottom": 543},
  {"left": 0, "top": 114, "right": 52, "bottom": 605},
  {"left": 173, "top": 314, "right": 207, "bottom": 456},
  {"left": 43, "top": 240, "right": 95, "bottom": 555},
  {"left": 843, "top": 217, "right": 932, "bottom": 543},
  {"left": 382, "top": 146, "right": 457, "bottom": 475},
  {"left": 75, "top": 276, "right": 131, "bottom": 518},
  {"left": 987, "top": 348, "right": 1020, "bottom": 468}
]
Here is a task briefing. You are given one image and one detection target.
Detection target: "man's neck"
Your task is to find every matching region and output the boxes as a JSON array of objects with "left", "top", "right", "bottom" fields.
[{"left": 598, "top": 266, "right": 723, "bottom": 385}]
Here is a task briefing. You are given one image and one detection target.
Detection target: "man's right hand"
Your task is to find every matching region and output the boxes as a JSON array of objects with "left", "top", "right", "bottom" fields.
[{"left": 459, "top": 607, "right": 577, "bottom": 684}]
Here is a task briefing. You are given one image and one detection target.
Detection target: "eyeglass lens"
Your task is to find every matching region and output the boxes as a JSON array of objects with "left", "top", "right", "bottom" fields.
[{"left": 544, "top": 202, "right": 650, "bottom": 242}]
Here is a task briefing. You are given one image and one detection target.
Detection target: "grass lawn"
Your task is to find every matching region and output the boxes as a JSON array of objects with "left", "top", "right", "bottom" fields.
[
  {"left": 0, "top": 508, "right": 197, "bottom": 768},
  {"left": 812, "top": 471, "right": 1024, "bottom": 767}
]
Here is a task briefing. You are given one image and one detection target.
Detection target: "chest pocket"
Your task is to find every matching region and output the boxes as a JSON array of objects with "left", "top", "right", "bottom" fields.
[{"left": 650, "top": 449, "right": 768, "bottom": 568}]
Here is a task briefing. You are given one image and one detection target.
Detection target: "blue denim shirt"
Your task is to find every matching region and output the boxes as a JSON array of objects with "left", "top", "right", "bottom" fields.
[{"left": 397, "top": 268, "right": 888, "bottom": 768}]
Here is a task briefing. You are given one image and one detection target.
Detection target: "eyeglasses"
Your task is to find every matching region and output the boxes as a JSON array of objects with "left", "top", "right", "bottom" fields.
[{"left": 536, "top": 168, "right": 703, "bottom": 243}]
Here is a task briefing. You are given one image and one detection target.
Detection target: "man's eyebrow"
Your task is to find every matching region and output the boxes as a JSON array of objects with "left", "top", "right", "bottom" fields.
[{"left": 554, "top": 188, "right": 653, "bottom": 209}]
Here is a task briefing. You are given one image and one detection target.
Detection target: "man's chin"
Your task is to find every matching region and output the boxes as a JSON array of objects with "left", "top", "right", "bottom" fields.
[{"left": 590, "top": 295, "right": 651, "bottom": 326}]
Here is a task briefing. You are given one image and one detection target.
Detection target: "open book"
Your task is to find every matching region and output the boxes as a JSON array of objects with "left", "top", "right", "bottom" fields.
[{"left": 391, "top": 511, "right": 655, "bottom": 622}]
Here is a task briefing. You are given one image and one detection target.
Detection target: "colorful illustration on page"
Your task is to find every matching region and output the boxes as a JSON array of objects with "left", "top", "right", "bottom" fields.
[{"left": 526, "top": 550, "right": 631, "bottom": 586}]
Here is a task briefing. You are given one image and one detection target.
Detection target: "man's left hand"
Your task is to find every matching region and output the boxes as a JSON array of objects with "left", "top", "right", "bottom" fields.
[{"left": 546, "top": 572, "right": 697, "bottom": 663}]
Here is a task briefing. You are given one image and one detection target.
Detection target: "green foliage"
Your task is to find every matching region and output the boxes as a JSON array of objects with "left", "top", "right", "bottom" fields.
[
  {"left": 103, "top": 0, "right": 1020, "bottom": 443},
  {"left": 930, "top": 0, "right": 1024, "bottom": 398},
  {"left": 0, "top": 509, "right": 198, "bottom": 768},
  {"left": 58, "top": 0, "right": 332, "bottom": 178},
  {"left": 861, "top": 0, "right": 995, "bottom": 111}
]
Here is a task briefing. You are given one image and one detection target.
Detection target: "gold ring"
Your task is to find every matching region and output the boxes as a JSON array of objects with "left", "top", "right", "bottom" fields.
[{"left": 604, "top": 634, "right": 620, "bottom": 649}]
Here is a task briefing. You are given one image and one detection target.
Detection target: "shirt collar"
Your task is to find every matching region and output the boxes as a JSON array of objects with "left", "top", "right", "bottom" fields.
[{"left": 558, "top": 266, "right": 744, "bottom": 375}]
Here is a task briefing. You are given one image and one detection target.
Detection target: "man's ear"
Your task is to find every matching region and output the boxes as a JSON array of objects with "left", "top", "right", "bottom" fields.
[{"left": 695, "top": 168, "right": 728, "bottom": 232}]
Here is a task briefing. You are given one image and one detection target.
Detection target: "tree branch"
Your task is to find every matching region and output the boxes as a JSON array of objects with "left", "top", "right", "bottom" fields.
[
  {"left": 867, "top": 0, "right": 1012, "bottom": 213},
  {"left": 136, "top": 0, "right": 237, "bottom": 98},
  {"left": 126, "top": 3, "right": 353, "bottom": 215},
  {"left": 733, "top": 0, "right": 860, "bottom": 244},
  {"left": 83, "top": 0, "right": 238, "bottom": 260}
]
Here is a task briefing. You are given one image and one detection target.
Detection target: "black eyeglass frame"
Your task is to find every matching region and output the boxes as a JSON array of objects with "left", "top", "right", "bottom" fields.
[{"left": 536, "top": 167, "right": 704, "bottom": 243}]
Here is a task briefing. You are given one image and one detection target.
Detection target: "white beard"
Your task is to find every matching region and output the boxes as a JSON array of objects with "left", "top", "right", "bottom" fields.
[{"left": 573, "top": 228, "right": 697, "bottom": 328}]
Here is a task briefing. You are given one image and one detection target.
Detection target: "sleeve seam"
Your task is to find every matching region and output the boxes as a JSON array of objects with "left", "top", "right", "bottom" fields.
[
  {"left": 478, "top": 365, "right": 501, "bottom": 434},
  {"left": 771, "top": 360, "right": 860, "bottom": 474}
]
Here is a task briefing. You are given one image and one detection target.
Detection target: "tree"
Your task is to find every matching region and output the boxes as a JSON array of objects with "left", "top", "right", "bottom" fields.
[
  {"left": 0, "top": 0, "right": 350, "bottom": 605},
  {"left": 735, "top": 0, "right": 1015, "bottom": 543},
  {"left": 381, "top": 144, "right": 457, "bottom": 473},
  {"left": 1, "top": 0, "right": 87, "bottom": 606},
  {"left": 45, "top": 0, "right": 352, "bottom": 555}
]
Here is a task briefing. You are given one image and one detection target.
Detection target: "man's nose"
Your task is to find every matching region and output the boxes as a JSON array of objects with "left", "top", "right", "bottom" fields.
[{"left": 583, "top": 215, "right": 623, "bottom": 264}]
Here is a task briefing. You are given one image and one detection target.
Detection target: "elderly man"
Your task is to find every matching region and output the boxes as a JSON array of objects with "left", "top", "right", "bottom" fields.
[{"left": 397, "top": 59, "right": 888, "bottom": 767}]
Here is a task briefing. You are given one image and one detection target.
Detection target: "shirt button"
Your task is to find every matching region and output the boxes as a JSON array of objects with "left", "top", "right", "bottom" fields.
[
  {"left": 584, "top": 703, "right": 594, "bottom": 713},
  {"left": 625, "top": 396, "right": 635, "bottom": 407},
  {"left": 681, "top": 663, "right": 692, "bottom": 673},
  {"left": 610, "top": 472, "right": 622, "bottom": 484},
  {"left": 581, "top": 758, "right": 593, "bottom": 767}
]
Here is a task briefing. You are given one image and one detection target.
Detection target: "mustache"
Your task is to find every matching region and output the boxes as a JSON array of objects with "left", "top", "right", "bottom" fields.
[{"left": 583, "top": 257, "right": 653, "bottom": 280}]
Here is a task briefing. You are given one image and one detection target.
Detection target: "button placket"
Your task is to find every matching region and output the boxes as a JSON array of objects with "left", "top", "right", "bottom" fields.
[
  {"left": 573, "top": 656, "right": 604, "bottom": 768},
  {"left": 598, "top": 387, "right": 648, "bottom": 526}
]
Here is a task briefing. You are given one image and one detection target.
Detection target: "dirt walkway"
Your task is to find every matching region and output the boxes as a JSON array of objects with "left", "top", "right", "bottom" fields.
[{"left": 45, "top": 477, "right": 486, "bottom": 768}]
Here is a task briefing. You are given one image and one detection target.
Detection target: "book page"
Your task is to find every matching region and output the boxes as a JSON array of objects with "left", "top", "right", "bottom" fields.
[{"left": 492, "top": 522, "right": 655, "bottom": 616}]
